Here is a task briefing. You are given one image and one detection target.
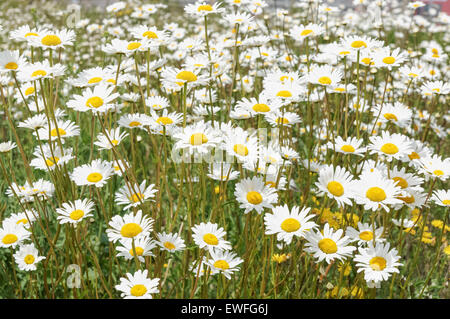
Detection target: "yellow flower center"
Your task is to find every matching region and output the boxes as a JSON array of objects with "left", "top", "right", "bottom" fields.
[
  {"left": 88, "top": 77, "right": 102, "bottom": 84},
  {"left": 339, "top": 51, "right": 350, "bottom": 55},
  {"left": 197, "top": 4, "right": 213, "bottom": 11},
  {"left": 383, "top": 113, "right": 398, "bottom": 121},
  {"left": 190, "top": 133, "right": 208, "bottom": 146},
  {"left": 382, "top": 56, "right": 396, "bottom": 64},
  {"left": 45, "top": 156, "right": 60, "bottom": 167},
  {"left": 86, "top": 96, "right": 104, "bottom": 108},
  {"left": 143, "top": 31, "right": 158, "bottom": 39},
  {"left": 442, "top": 200, "right": 450, "bottom": 205},
  {"left": 280, "top": 218, "right": 301, "bottom": 233},
  {"left": 351, "top": 40, "right": 367, "bottom": 48},
  {"left": 408, "top": 152, "right": 420, "bottom": 160},
  {"left": 25, "top": 87, "right": 35, "bottom": 95},
  {"left": 276, "top": 90, "right": 292, "bottom": 98},
  {"left": 129, "top": 246, "right": 144, "bottom": 256},
  {"left": 433, "top": 170, "right": 444, "bottom": 176},
  {"left": 366, "top": 187, "right": 386, "bottom": 202},
  {"left": 176, "top": 71, "right": 197, "bottom": 82},
  {"left": 392, "top": 177, "right": 408, "bottom": 189},
  {"left": 233, "top": 144, "right": 249, "bottom": 156},
  {"left": 2, "top": 234, "right": 18, "bottom": 245},
  {"left": 87, "top": 172, "right": 103, "bottom": 183},
  {"left": 399, "top": 195, "right": 415, "bottom": 204},
  {"left": 156, "top": 117, "right": 173, "bottom": 125},
  {"left": 16, "top": 219, "right": 28, "bottom": 225},
  {"left": 129, "top": 193, "right": 144, "bottom": 203},
  {"left": 318, "top": 76, "right": 332, "bottom": 85},
  {"left": 213, "top": 259, "right": 230, "bottom": 270},
  {"left": 359, "top": 230, "right": 373, "bottom": 241},
  {"left": 111, "top": 139, "right": 119, "bottom": 145},
  {"left": 5, "top": 62, "right": 18, "bottom": 70},
  {"left": 130, "top": 284, "right": 147, "bottom": 297},
  {"left": 164, "top": 241, "right": 176, "bottom": 250},
  {"left": 327, "top": 181, "right": 344, "bottom": 197},
  {"left": 380, "top": 143, "right": 399, "bottom": 155},
  {"left": 252, "top": 103, "right": 270, "bottom": 113},
  {"left": 203, "top": 233, "right": 218, "bottom": 245},
  {"left": 276, "top": 117, "right": 290, "bottom": 125},
  {"left": 31, "top": 70, "right": 47, "bottom": 77},
  {"left": 340, "top": 144, "right": 355, "bottom": 153},
  {"left": 129, "top": 121, "right": 141, "bottom": 127},
  {"left": 300, "top": 29, "right": 313, "bottom": 36},
  {"left": 120, "top": 223, "right": 143, "bottom": 238},
  {"left": 408, "top": 73, "right": 418, "bottom": 78},
  {"left": 41, "top": 35, "right": 62, "bottom": 46},
  {"left": 318, "top": 238, "right": 338, "bottom": 254},
  {"left": 246, "top": 191, "right": 263, "bottom": 205},
  {"left": 25, "top": 32, "right": 38, "bottom": 37},
  {"left": 361, "top": 57, "right": 373, "bottom": 65},
  {"left": 69, "top": 209, "right": 85, "bottom": 221},
  {"left": 24, "top": 254, "right": 35, "bottom": 264},
  {"left": 50, "top": 128, "right": 66, "bottom": 137},
  {"left": 369, "top": 256, "right": 386, "bottom": 271},
  {"left": 127, "top": 42, "right": 142, "bottom": 50}
]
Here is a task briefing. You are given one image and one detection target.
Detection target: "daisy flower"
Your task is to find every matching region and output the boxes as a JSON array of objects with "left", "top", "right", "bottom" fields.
[
  {"left": 207, "top": 163, "right": 240, "bottom": 181},
  {"left": 0, "top": 141, "right": 17, "bottom": 153},
  {"left": 102, "top": 39, "right": 151, "bottom": 55},
  {"left": 418, "top": 155, "right": 450, "bottom": 181},
  {"left": 373, "top": 47, "right": 408, "bottom": 69},
  {"left": 35, "top": 119, "right": 80, "bottom": 141},
  {"left": 289, "top": 23, "right": 325, "bottom": 42},
  {"left": 308, "top": 65, "right": 343, "bottom": 87},
  {"left": 352, "top": 171, "right": 403, "bottom": 212},
  {"left": 0, "top": 221, "right": 31, "bottom": 248},
  {"left": 191, "top": 222, "right": 231, "bottom": 252},
  {"left": 371, "top": 102, "right": 412, "bottom": 128},
  {"left": 234, "top": 176, "right": 279, "bottom": 214},
  {"left": 235, "top": 95, "right": 282, "bottom": 117},
  {"left": 30, "top": 29, "right": 75, "bottom": 49},
  {"left": 9, "top": 25, "right": 43, "bottom": 44},
  {"left": 30, "top": 144, "right": 73, "bottom": 171},
  {"left": 71, "top": 67, "right": 117, "bottom": 87},
  {"left": 115, "top": 269, "right": 159, "bottom": 299},
  {"left": 368, "top": 131, "right": 413, "bottom": 162},
  {"left": 67, "top": 83, "right": 119, "bottom": 113},
  {"left": 70, "top": 159, "right": 114, "bottom": 188},
  {"left": 13, "top": 244, "right": 46, "bottom": 271},
  {"left": 327, "top": 136, "right": 366, "bottom": 155},
  {"left": 354, "top": 242, "right": 402, "bottom": 284},
  {"left": 0, "top": 50, "right": 26, "bottom": 73},
  {"left": 315, "top": 165, "right": 355, "bottom": 207},
  {"left": 3, "top": 210, "right": 37, "bottom": 228},
  {"left": 304, "top": 223, "right": 356, "bottom": 264},
  {"left": 345, "top": 222, "right": 385, "bottom": 246},
  {"left": 156, "top": 232, "right": 186, "bottom": 252},
  {"left": 207, "top": 249, "right": 244, "bottom": 279},
  {"left": 56, "top": 199, "right": 95, "bottom": 226},
  {"left": 223, "top": 128, "right": 259, "bottom": 162},
  {"left": 118, "top": 113, "right": 152, "bottom": 130},
  {"left": 420, "top": 80, "right": 450, "bottom": 97},
  {"left": 94, "top": 128, "right": 129, "bottom": 150},
  {"left": 107, "top": 210, "right": 154, "bottom": 243},
  {"left": 18, "top": 61, "right": 65, "bottom": 82},
  {"left": 116, "top": 236, "right": 157, "bottom": 262},
  {"left": 115, "top": 181, "right": 158, "bottom": 210},
  {"left": 341, "top": 35, "right": 383, "bottom": 51},
  {"left": 185, "top": 1, "right": 224, "bottom": 16},
  {"left": 265, "top": 111, "right": 301, "bottom": 127},
  {"left": 146, "top": 96, "right": 169, "bottom": 110},
  {"left": 264, "top": 205, "right": 318, "bottom": 244},
  {"left": 431, "top": 189, "right": 450, "bottom": 207},
  {"left": 131, "top": 26, "right": 169, "bottom": 46},
  {"left": 173, "top": 121, "right": 222, "bottom": 155}
]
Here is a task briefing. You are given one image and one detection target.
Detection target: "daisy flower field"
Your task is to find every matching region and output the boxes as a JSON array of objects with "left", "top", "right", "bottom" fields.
[{"left": 0, "top": 0, "right": 448, "bottom": 300}]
